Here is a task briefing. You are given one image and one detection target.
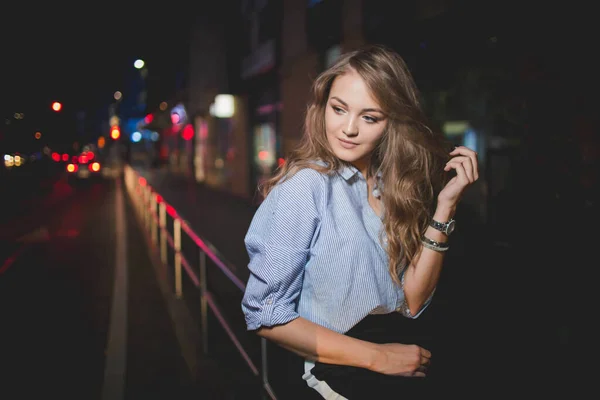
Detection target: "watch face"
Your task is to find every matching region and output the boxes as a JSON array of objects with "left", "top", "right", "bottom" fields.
[{"left": 446, "top": 220, "right": 456, "bottom": 235}]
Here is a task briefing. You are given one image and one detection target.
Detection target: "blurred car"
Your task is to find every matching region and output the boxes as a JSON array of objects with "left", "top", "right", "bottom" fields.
[{"left": 66, "top": 151, "right": 104, "bottom": 181}]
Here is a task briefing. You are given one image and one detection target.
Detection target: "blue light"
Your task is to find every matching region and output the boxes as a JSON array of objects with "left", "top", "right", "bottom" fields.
[
  {"left": 131, "top": 131, "right": 142, "bottom": 142},
  {"left": 463, "top": 129, "right": 477, "bottom": 152}
]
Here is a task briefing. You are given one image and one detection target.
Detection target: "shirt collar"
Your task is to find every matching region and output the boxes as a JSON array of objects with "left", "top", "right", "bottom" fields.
[
  {"left": 313, "top": 159, "right": 362, "bottom": 181},
  {"left": 337, "top": 165, "right": 383, "bottom": 182},
  {"left": 338, "top": 164, "right": 361, "bottom": 181}
]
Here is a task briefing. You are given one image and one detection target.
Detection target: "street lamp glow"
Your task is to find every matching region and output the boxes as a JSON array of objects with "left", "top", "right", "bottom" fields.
[
  {"left": 212, "top": 94, "right": 235, "bottom": 118},
  {"left": 134, "top": 59, "right": 145, "bottom": 69}
]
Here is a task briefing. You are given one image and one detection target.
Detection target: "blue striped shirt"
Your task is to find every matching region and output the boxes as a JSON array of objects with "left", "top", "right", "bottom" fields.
[{"left": 241, "top": 163, "right": 432, "bottom": 334}]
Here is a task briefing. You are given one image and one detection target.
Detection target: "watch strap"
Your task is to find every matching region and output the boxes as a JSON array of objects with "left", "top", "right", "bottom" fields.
[{"left": 429, "top": 218, "right": 454, "bottom": 234}]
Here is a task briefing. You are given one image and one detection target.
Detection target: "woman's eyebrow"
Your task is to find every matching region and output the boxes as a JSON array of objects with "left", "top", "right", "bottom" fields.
[{"left": 330, "top": 96, "right": 384, "bottom": 114}]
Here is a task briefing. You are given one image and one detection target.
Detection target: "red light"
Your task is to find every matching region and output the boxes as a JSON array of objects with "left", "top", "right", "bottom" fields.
[
  {"left": 182, "top": 124, "right": 194, "bottom": 140},
  {"left": 89, "top": 162, "right": 100, "bottom": 172},
  {"left": 51, "top": 101, "right": 62, "bottom": 112},
  {"left": 145, "top": 114, "right": 154, "bottom": 124},
  {"left": 258, "top": 150, "right": 269, "bottom": 160},
  {"left": 62, "top": 153, "right": 69, "bottom": 161},
  {"left": 67, "top": 163, "right": 78, "bottom": 173},
  {"left": 52, "top": 152, "right": 60, "bottom": 162},
  {"left": 171, "top": 113, "right": 180, "bottom": 124},
  {"left": 165, "top": 205, "right": 177, "bottom": 217},
  {"left": 278, "top": 158, "right": 285, "bottom": 167}
]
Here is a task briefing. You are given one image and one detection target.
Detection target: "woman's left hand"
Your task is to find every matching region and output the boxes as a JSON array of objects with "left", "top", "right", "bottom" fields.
[{"left": 437, "top": 146, "right": 479, "bottom": 207}]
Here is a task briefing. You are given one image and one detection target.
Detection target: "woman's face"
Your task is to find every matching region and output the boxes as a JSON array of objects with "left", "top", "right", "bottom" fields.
[{"left": 325, "top": 68, "right": 387, "bottom": 176}]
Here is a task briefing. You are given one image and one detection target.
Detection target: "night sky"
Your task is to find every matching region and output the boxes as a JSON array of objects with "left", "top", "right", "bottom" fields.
[
  {"left": 1, "top": 7, "right": 196, "bottom": 152},
  {"left": 3, "top": 9, "right": 196, "bottom": 107}
]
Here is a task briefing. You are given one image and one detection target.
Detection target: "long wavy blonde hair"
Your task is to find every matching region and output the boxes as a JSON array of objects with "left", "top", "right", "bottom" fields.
[{"left": 260, "top": 44, "right": 451, "bottom": 285}]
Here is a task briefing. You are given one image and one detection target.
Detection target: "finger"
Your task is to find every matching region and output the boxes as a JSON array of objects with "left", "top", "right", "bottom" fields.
[
  {"left": 420, "top": 348, "right": 432, "bottom": 360},
  {"left": 449, "top": 145, "right": 463, "bottom": 155},
  {"left": 458, "top": 157, "right": 474, "bottom": 182},
  {"left": 447, "top": 155, "right": 470, "bottom": 163},
  {"left": 411, "top": 370, "right": 426, "bottom": 378},
  {"left": 445, "top": 156, "right": 475, "bottom": 182},
  {"left": 450, "top": 146, "right": 478, "bottom": 168},
  {"left": 415, "top": 365, "right": 428, "bottom": 376},
  {"left": 446, "top": 161, "right": 471, "bottom": 184},
  {"left": 449, "top": 145, "right": 476, "bottom": 156},
  {"left": 466, "top": 151, "right": 479, "bottom": 181}
]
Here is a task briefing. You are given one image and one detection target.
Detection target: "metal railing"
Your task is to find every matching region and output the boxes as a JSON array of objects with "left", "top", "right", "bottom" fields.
[{"left": 123, "top": 165, "right": 277, "bottom": 399}]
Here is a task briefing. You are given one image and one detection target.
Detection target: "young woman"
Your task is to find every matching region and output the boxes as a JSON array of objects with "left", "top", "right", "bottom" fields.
[{"left": 241, "top": 44, "right": 479, "bottom": 399}]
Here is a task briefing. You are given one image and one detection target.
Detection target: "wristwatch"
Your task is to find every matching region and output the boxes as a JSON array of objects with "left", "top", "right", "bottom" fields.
[{"left": 429, "top": 218, "right": 456, "bottom": 236}]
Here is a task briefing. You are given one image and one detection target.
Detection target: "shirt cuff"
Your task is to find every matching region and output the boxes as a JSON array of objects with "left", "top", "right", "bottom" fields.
[{"left": 245, "top": 294, "right": 301, "bottom": 330}]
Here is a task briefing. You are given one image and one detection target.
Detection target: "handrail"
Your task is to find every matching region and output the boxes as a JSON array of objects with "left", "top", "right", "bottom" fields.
[{"left": 123, "top": 165, "right": 277, "bottom": 399}]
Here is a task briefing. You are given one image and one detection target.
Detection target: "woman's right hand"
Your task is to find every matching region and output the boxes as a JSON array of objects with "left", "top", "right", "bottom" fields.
[{"left": 370, "top": 343, "right": 432, "bottom": 377}]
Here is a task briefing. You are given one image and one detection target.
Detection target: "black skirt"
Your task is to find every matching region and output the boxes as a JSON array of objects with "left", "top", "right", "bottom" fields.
[{"left": 309, "top": 312, "right": 437, "bottom": 399}]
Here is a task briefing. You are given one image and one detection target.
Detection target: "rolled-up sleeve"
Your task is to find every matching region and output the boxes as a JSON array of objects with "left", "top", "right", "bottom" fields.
[{"left": 241, "top": 169, "right": 326, "bottom": 331}]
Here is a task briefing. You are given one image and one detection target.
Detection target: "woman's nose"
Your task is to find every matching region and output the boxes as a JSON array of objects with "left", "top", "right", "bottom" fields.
[{"left": 343, "top": 117, "right": 358, "bottom": 137}]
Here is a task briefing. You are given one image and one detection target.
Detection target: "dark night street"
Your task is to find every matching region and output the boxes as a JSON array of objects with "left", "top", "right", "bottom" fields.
[
  {"left": 0, "top": 168, "right": 260, "bottom": 400},
  {"left": 1, "top": 1, "right": 592, "bottom": 399}
]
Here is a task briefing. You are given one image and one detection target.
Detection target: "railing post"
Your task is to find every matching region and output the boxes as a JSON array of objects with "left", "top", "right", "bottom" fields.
[
  {"left": 137, "top": 182, "right": 144, "bottom": 220},
  {"left": 199, "top": 250, "right": 208, "bottom": 354},
  {"left": 159, "top": 202, "right": 167, "bottom": 266},
  {"left": 144, "top": 185, "right": 151, "bottom": 232},
  {"left": 150, "top": 194, "right": 158, "bottom": 246},
  {"left": 261, "top": 338, "right": 270, "bottom": 397},
  {"left": 173, "top": 218, "right": 182, "bottom": 299}
]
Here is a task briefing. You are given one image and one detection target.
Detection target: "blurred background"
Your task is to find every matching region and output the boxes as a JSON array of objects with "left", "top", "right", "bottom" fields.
[{"left": 0, "top": 0, "right": 595, "bottom": 399}]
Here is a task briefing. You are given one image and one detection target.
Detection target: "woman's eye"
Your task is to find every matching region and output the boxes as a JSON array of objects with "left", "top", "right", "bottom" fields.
[
  {"left": 363, "top": 116, "right": 378, "bottom": 123},
  {"left": 332, "top": 106, "right": 345, "bottom": 114}
]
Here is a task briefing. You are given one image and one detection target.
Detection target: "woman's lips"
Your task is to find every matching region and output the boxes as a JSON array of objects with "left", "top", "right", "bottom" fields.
[{"left": 338, "top": 138, "right": 358, "bottom": 149}]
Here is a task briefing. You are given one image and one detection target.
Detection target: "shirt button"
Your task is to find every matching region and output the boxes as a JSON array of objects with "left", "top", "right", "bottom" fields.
[{"left": 266, "top": 299, "right": 273, "bottom": 305}]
